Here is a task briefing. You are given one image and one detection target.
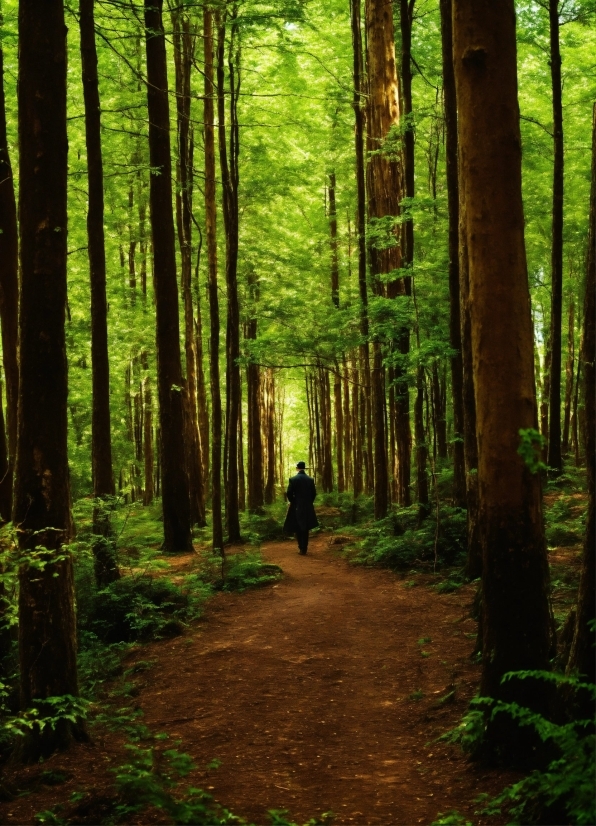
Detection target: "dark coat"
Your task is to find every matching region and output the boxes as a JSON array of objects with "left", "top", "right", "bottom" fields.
[{"left": 283, "top": 471, "right": 318, "bottom": 533}]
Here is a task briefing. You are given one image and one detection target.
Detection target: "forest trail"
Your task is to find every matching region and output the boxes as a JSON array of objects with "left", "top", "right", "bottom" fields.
[
  {"left": 132, "top": 535, "right": 509, "bottom": 825},
  {"left": 0, "top": 534, "right": 517, "bottom": 826}
]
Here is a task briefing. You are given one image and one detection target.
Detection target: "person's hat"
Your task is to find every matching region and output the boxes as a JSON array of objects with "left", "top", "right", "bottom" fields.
[{"left": 296, "top": 461, "right": 308, "bottom": 469}]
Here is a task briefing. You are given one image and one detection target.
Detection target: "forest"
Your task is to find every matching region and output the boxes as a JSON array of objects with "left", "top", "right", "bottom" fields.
[{"left": 0, "top": 0, "right": 594, "bottom": 823}]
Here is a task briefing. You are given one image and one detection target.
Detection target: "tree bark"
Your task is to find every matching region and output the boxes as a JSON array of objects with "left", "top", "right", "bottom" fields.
[
  {"left": 0, "top": 20, "right": 19, "bottom": 522},
  {"left": 144, "top": 0, "right": 192, "bottom": 552},
  {"left": 204, "top": 6, "right": 224, "bottom": 553},
  {"left": 15, "top": 0, "right": 85, "bottom": 759},
  {"left": 172, "top": 9, "right": 206, "bottom": 527},
  {"left": 80, "top": 0, "right": 119, "bottom": 586},
  {"left": 439, "top": 0, "right": 466, "bottom": 507},
  {"left": 566, "top": 103, "right": 595, "bottom": 682},
  {"left": 328, "top": 172, "right": 340, "bottom": 309},
  {"left": 217, "top": 11, "right": 241, "bottom": 542},
  {"left": 453, "top": 0, "right": 553, "bottom": 746},
  {"left": 366, "top": 0, "right": 405, "bottom": 519},
  {"left": 246, "top": 276, "right": 264, "bottom": 511},
  {"left": 547, "top": 0, "right": 564, "bottom": 474},
  {"left": 561, "top": 299, "right": 574, "bottom": 455}
]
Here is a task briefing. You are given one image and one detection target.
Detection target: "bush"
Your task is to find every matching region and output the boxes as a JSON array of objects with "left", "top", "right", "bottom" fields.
[
  {"left": 348, "top": 505, "right": 467, "bottom": 570},
  {"left": 444, "top": 671, "right": 596, "bottom": 825},
  {"left": 81, "top": 575, "right": 204, "bottom": 644}
]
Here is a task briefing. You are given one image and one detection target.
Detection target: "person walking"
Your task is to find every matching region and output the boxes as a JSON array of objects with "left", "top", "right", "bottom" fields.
[{"left": 283, "top": 461, "right": 318, "bottom": 554}]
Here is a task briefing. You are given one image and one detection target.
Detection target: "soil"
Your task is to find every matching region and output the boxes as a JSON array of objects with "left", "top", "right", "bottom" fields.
[{"left": 0, "top": 533, "right": 519, "bottom": 826}]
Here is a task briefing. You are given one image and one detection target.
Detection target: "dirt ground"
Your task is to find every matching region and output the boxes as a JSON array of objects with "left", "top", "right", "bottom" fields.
[{"left": 0, "top": 534, "right": 518, "bottom": 825}]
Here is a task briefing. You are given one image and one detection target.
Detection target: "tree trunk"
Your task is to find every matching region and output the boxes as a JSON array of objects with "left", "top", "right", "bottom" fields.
[
  {"left": 144, "top": 0, "right": 192, "bottom": 552},
  {"left": 453, "top": 0, "right": 553, "bottom": 750},
  {"left": 334, "top": 362, "right": 345, "bottom": 493},
  {"left": 173, "top": 9, "right": 206, "bottom": 527},
  {"left": 15, "top": 0, "right": 85, "bottom": 760},
  {"left": 0, "top": 20, "right": 19, "bottom": 522},
  {"left": 432, "top": 361, "right": 447, "bottom": 459},
  {"left": 246, "top": 275, "right": 264, "bottom": 511},
  {"left": 414, "top": 365, "right": 429, "bottom": 519},
  {"left": 566, "top": 103, "right": 595, "bottom": 682},
  {"left": 80, "top": 0, "right": 119, "bottom": 586},
  {"left": 440, "top": 0, "right": 466, "bottom": 507},
  {"left": 561, "top": 299, "right": 574, "bottom": 455},
  {"left": 217, "top": 11, "right": 241, "bottom": 543},
  {"left": 142, "top": 374, "right": 154, "bottom": 505},
  {"left": 264, "top": 369, "right": 276, "bottom": 504},
  {"left": 366, "top": 0, "right": 405, "bottom": 519},
  {"left": 328, "top": 172, "right": 340, "bottom": 309},
  {"left": 547, "top": 0, "right": 564, "bottom": 475},
  {"left": 204, "top": 5, "right": 224, "bottom": 554}
]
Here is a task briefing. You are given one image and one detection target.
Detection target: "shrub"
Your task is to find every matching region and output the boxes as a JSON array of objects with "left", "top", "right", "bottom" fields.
[
  {"left": 81, "top": 575, "right": 204, "bottom": 644},
  {"left": 348, "top": 505, "right": 467, "bottom": 570}
]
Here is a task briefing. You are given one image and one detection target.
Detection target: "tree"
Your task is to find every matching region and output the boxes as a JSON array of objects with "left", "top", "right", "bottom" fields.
[
  {"left": 0, "top": 12, "right": 18, "bottom": 522},
  {"left": 79, "top": 0, "right": 119, "bottom": 586},
  {"left": 204, "top": 4, "right": 224, "bottom": 554},
  {"left": 452, "top": 0, "right": 553, "bottom": 753},
  {"left": 365, "top": 0, "right": 404, "bottom": 520},
  {"left": 439, "top": 0, "right": 466, "bottom": 510},
  {"left": 566, "top": 102, "right": 595, "bottom": 682},
  {"left": 15, "top": 0, "right": 85, "bottom": 760},
  {"left": 546, "top": 0, "right": 564, "bottom": 474},
  {"left": 144, "top": 0, "right": 192, "bottom": 552},
  {"left": 217, "top": 10, "right": 242, "bottom": 543}
]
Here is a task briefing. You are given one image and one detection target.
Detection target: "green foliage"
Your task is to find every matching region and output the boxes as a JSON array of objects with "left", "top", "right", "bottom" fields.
[
  {"left": 347, "top": 505, "right": 466, "bottom": 570},
  {"left": 430, "top": 813, "right": 472, "bottom": 826},
  {"left": 0, "top": 684, "right": 90, "bottom": 748},
  {"left": 112, "top": 743, "right": 242, "bottom": 824},
  {"left": 217, "top": 551, "right": 283, "bottom": 592},
  {"left": 79, "top": 574, "right": 206, "bottom": 644},
  {"left": 443, "top": 671, "right": 596, "bottom": 825},
  {"left": 518, "top": 428, "right": 547, "bottom": 474},
  {"left": 544, "top": 493, "right": 585, "bottom": 548}
]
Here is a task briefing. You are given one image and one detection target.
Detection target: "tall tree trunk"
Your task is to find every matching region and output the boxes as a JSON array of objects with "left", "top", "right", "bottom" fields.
[
  {"left": 144, "top": 0, "right": 192, "bottom": 552},
  {"left": 366, "top": 0, "right": 405, "bottom": 519},
  {"left": 561, "top": 300, "right": 574, "bottom": 455},
  {"left": 414, "top": 365, "right": 429, "bottom": 518},
  {"left": 173, "top": 9, "right": 206, "bottom": 527},
  {"left": 393, "top": 0, "right": 414, "bottom": 508},
  {"left": 459, "top": 146, "right": 481, "bottom": 578},
  {"left": 547, "top": 0, "right": 564, "bottom": 474},
  {"left": 246, "top": 276, "right": 264, "bottom": 511},
  {"left": 204, "top": 6, "right": 224, "bottom": 554},
  {"left": 439, "top": 0, "right": 466, "bottom": 508},
  {"left": 217, "top": 10, "right": 241, "bottom": 542},
  {"left": 15, "top": 0, "right": 85, "bottom": 760},
  {"left": 350, "top": 0, "right": 371, "bottom": 504},
  {"left": 264, "top": 369, "right": 276, "bottom": 504},
  {"left": 334, "top": 362, "right": 345, "bottom": 493},
  {"left": 566, "top": 103, "right": 595, "bottom": 682},
  {"left": 142, "top": 374, "right": 154, "bottom": 505},
  {"left": 80, "top": 0, "right": 119, "bottom": 586},
  {"left": 328, "top": 172, "right": 340, "bottom": 308},
  {"left": 0, "top": 18, "right": 18, "bottom": 522},
  {"left": 432, "top": 360, "right": 447, "bottom": 459},
  {"left": 453, "top": 0, "right": 553, "bottom": 752}
]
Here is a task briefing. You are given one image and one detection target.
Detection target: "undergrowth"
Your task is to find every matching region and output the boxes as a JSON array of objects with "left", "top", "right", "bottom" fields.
[
  {"left": 344, "top": 504, "right": 467, "bottom": 571},
  {"left": 439, "top": 669, "right": 595, "bottom": 825}
]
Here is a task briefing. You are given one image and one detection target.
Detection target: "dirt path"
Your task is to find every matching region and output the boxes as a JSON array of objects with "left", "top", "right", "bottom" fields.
[
  {"left": 134, "top": 535, "right": 508, "bottom": 825},
  {"left": 1, "top": 534, "right": 514, "bottom": 825}
]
